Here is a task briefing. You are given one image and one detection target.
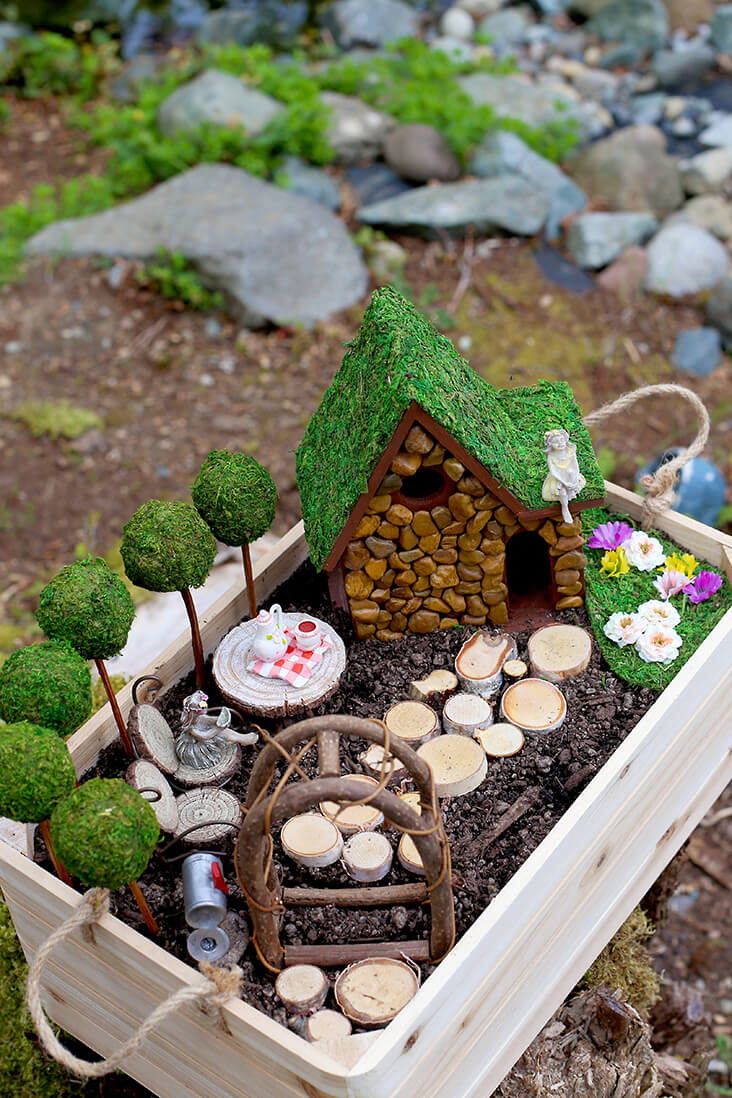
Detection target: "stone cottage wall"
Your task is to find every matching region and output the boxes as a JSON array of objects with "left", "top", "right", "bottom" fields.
[{"left": 340, "top": 424, "right": 585, "bottom": 641}]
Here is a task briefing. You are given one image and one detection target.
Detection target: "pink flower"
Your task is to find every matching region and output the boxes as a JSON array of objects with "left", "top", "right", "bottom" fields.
[
  {"left": 637, "top": 599, "right": 681, "bottom": 629},
  {"left": 621, "top": 530, "right": 665, "bottom": 572},
  {"left": 652, "top": 568, "right": 689, "bottom": 601},
  {"left": 588, "top": 520, "right": 634, "bottom": 550},
  {"left": 603, "top": 611, "right": 645, "bottom": 647},
  {"left": 636, "top": 625, "right": 683, "bottom": 664},
  {"left": 683, "top": 570, "right": 723, "bottom": 604}
]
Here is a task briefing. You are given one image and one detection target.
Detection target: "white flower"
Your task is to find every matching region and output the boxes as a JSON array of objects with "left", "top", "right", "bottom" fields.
[
  {"left": 621, "top": 530, "right": 666, "bottom": 572},
  {"left": 603, "top": 611, "right": 646, "bottom": 648},
  {"left": 637, "top": 599, "right": 681, "bottom": 629},
  {"left": 635, "top": 625, "right": 683, "bottom": 664}
]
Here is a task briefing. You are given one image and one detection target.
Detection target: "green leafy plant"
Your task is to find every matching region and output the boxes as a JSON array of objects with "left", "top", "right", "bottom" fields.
[
  {"left": 708, "top": 1036, "right": 732, "bottom": 1095},
  {"left": 1, "top": 29, "right": 120, "bottom": 100},
  {"left": 137, "top": 249, "right": 223, "bottom": 310}
]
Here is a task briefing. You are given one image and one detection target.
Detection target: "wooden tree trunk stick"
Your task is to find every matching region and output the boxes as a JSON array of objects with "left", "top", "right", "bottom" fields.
[
  {"left": 465, "top": 788, "right": 540, "bottom": 861},
  {"left": 95, "top": 659, "right": 134, "bottom": 758},
  {"left": 285, "top": 940, "right": 430, "bottom": 967},
  {"left": 181, "top": 587, "right": 206, "bottom": 690},
  {"left": 128, "top": 880, "right": 159, "bottom": 936},
  {"left": 283, "top": 883, "right": 429, "bottom": 908},
  {"left": 241, "top": 543, "right": 257, "bottom": 620},
  {"left": 38, "top": 820, "right": 73, "bottom": 887},
  {"left": 317, "top": 729, "right": 340, "bottom": 778}
]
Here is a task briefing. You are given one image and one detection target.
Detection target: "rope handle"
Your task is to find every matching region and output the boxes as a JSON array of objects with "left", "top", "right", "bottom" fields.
[
  {"left": 26, "top": 888, "right": 242, "bottom": 1079},
  {"left": 583, "top": 384, "right": 710, "bottom": 529}
]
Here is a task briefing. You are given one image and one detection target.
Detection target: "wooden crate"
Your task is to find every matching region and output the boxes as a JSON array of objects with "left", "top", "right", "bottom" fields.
[{"left": 1, "top": 484, "right": 731, "bottom": 1098}]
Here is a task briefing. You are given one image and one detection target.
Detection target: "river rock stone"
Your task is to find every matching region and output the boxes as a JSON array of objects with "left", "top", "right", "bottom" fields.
[
  {"left": 645, "top": 223, "right": 730, "bottom": 297},
  {"left": 679, "top": 148, "right": 732, "bottom": 195},
  {"left": 157, "top": 70, "right": 284, "bottom": 139},
  {"left": 566, "top": 127, "right": 682, "bottom": 218},
  {"left": 596, "top": 246, "right": 648, "bottom": 297},
  {"left": 671, "top": 328, "right": 722, "bottom": 377},
  {"left": 710, "top": 4, "right": 732, "bottom": 54},
  {"left": 440, "top": 6, "right": 474, "bottom": 38},
  {"left": 279, "top": 157, "right": 341, "bottom": 211},
  {"left": 699, "top": 116, "right": 732, "bottom": 154},
  {"left": 670, "top": 195, "right": 732, "bottom": 242},
  {"left": 706, "top": 275, "right": 732, "bottom": 348},
  {"left": 196, "top": 2, "right": 307, "bottom": 48},
  {"left": 430, "top": 35, "right": 475, "bottom": 62},
  {"left": 470, "top": 131, "right": 585, "bottom": 240},
  {"left": 478, "top": 8, "right": 533, "bottom": 49},
  {"left": 459, "top": 73, "right": 593, "bottom": 139},
  {"left": 359, "top": 175, "right": 549, "bottom": 237},
  {"left": 26, "top": 164, "right": 367, "bottom": 328},
  {"left": 652, "top": 44, "right": 716, "bottom": 88},
  {"left": 321, "top": 92, "right": 396, "bottom": 165},
  {"left": 663, "top": 0, "right": 715, "bottom": 30},
  {"left": 384, "top": 124, "right": 460, "bottom": 183},
  {"left": 567, "top": 212, "right": 658, "bottom": 269},
  {"left": 586, "top": 0, "right": 668, "bottom": 53},
  {"left": 320, "top": 0, "right": 420, "bottom": 49}
]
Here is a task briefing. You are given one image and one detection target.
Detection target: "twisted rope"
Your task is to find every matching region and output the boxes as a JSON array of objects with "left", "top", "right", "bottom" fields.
[
  {"left": 584, "top": 384, "right": 710, "bottom": 529},
  {"left": 26, "top": 888, "right": 241, "bottom": 1078}
]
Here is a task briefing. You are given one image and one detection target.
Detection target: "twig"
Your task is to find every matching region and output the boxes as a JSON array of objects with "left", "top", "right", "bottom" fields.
[{"left": 464, "top": 788, "right": 540, "bottom": 861}]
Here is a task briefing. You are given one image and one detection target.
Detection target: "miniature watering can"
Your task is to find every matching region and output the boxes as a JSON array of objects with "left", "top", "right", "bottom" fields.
[{"left": 251, "top": 603, "right": 289, "bottom": 662}]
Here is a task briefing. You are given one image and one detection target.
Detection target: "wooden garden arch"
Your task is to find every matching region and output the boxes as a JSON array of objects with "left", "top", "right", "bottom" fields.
[{"left": 235, "top": 715, "right": 455, "bottom": 971}]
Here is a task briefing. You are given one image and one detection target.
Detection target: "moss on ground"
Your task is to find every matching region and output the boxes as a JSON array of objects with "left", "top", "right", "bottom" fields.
[
  {"left": 584, "top": 907, "right": 660, "bottom": 1017},
  {"left": 582, "top": 507, "right": 732, "bottom": 691},
  {"left": 8, "top": 400, "right": 103, "bottom": 440}
]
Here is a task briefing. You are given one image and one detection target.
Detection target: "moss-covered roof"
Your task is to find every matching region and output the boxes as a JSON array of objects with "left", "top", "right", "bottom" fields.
[{"left": 296, "top": 287, "right": 605, "bottom": 570}]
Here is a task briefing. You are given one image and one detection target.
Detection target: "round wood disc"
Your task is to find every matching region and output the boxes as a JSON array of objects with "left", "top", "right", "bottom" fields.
[
  {"left": 397, "top": 790, "right": 422, "bottom": 815},
  {"left": 335, "top": 958, "right": 420, "bottom": 1026},
  {"left": 527, "top": 624, "right": 592, "bottom": 683},
  {"left": 212, "top": 613, "right": 346, "bottom": 718},
  {"left": 360, "top": 744, "right": 407, "bottom": 784},
  {"left": 417, "top": 735, "right": 487, "bottom": 798},
  {"left": 474, "top": 723, "right": 525, "bottom": 758},
  {"left": 172, "top": 742, "right": 242, "bottom": 788},
  {"left": 383, "top": 701, "right": 439, "bottom": 746},
  {"left": 125, "top": 759, "right": 179, "bottom": 833},
  {"left": 502, "top": 659, "right": 528, "bottom": 680},
  {"left": 320, "top": 775, "right": 384, "bottom": 834},
  {"left": 305, "top": 1009, "right": 352, "bottom": 1042},
  {"left": 280, "top": 814, "right": 343, "bottom": 868},
  {"left": 500, "top": 678, "right": 567, "bottom": 733},
  {"left": 276, "top": 965, "right": 329, "bottom": 1015},
  {"left": 443, "top": 692, "right": 493, "bottom": 736},
  {"left": 343, "top": 831, "right": 393, "bottom": 883},
  {"left": 173, "top": 788, "right": 241, "bottom": 845},
  {"left": 397, "top": 833, "right": 425, "bottom": 876},
  {"left": 127, "top": 703, "right": 241, "bottom": 787},
  {"left": 455, "top": 633, "right": 516, "bottom": 696}
]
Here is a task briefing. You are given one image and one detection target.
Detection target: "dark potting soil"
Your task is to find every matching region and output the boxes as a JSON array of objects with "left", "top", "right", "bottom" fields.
[{"left": 35, "top": 561, "right": 659, "bottom": 1032}]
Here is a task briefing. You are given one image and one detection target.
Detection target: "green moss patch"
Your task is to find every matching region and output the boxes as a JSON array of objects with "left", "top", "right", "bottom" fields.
[
  {"left": 584, "top": 907, "right": 659, "bottom": 1017},
  {"left": 8, "top": 400, "right": 103, "bottom": 440},
  {"left": 193, "top": 450, "right": 277, "bottom": 546},
  {"left": 121, "top": 499, "right": 216, "bottom": 592},
  {"left": 582, "top": 508, "right": 732, "bottom": 691},
  {"left": 0, "top": 641, "right": 91, "bottom": 736},
  {"left": 36, "top": 557, "right": 134, "bottom": 661},
  {"left": 0, "top": 722, "right": 76, "bottom": 823},
  {"left": 297, "top": 286, "right": 604, "bottom": 570}
]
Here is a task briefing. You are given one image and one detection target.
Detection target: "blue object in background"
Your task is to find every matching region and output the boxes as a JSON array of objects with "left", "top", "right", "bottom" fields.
[{"left": 636, "top": 447, "right": 726, "bottom": 527}]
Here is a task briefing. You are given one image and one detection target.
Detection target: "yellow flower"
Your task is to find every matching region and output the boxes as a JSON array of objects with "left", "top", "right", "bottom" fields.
[
  {"left": 600, "top": 547, "right": 630, "bottom": 578},
  {"left": 664, "top": 552, "right": 697, "bottom": 578}
]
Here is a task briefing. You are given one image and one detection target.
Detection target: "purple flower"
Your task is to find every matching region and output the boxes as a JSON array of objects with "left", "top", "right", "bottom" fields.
[
  {"left": 588, "top": 520, "right": 634, "bottom": 551},
  {"left": 683, "top": 570, "right": 723, "bottom": 604}
]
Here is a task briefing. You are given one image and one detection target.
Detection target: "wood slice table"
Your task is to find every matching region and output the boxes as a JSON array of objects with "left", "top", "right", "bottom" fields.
[{"left": 212, "top": 614, "right": 346, "bottom": 719}]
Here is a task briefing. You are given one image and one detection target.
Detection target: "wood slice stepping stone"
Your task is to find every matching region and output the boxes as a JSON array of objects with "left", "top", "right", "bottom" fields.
[
  {"left": 125, "top": 759, "right": 179, "bottom": 833},
  {"left": 397, "top": 833, "right": 424, "bottom": 876},
  {"left": 212, "top": 613, "right": 346, "bottom": 718},
  {"left": 527, "top": 624, "right": 592, "bottom": 683},
  {"left": 474, "top": 723, "right": 525, "bottom": 758},
  {"left": 503, "top": 659, "right": 528, "bottom": 682},
  {"left": 320, "top": 775, "right": 384, "bottom": 834},
  {"left": 442, "top": 692, "right": 492, "bottom": 737},
  {"left": 305, "top": 1010, "right": 352, "bottom": 1043},
  {"left": 417, "top": 735, "right": 487, "bottom": 797},
  {"left": 128, "top": 703, "right": 241, "bottom": 788},
  {"left": 455, "top": 633, "right": 517, "bottom": 698},
  {"left": 280, "top": 813, "right": 343, "bottom": 869},
  {"left": 383, "top": 700, "right": 439, "bottom": 747},
  {"left": 342, "top": 832, "right": 393, "bottom": 883},
  {"left": 173, "top": 788, "right": 241, "bottom": 845},
  {"left": 360, "top": 743, "right": 407, "bottom": 784},
  {"left": 500, "top": 679, "right": 567, "bottom": 734},
  {"left": 275, "top": 965, "right": 329, "bottom": 1015},
  {"left": 335, "top": 958, "right": 420, "bottom": 1027},
  {"left": 408, "top": 669, "right": 458, "bottom": 708}
]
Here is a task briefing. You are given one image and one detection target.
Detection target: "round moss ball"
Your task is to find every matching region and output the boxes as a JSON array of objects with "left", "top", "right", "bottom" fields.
[
  {"left": 50, "top": 778, "right": 159, "bottom": 889},
  {"left": 0, "top": 641, "right": 92, "bottom": 736},
  {"left": 0, "top": 721, "right": 76, "bottom": 823},
  {"left": 36, "top": 557, "right": 135, "bottom": 661},
  {"left": 192, "top": 451, "right": 278, "bottom": 546},
  {"left": 121, "top": 499, "right": 216, "bottom": 593}
]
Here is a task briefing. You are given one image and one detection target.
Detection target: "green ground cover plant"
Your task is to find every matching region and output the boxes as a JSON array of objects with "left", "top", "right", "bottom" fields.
[
  {"left": 137, "top": 248, "right": 224, "bottom": 310},
  {"left": 8, "top": 398, "right": 103, "bottom": 440}
]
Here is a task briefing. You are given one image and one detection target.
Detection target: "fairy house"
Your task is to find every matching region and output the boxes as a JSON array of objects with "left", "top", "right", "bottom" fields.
[{"left": 296, "top": 288, "right": 606, "bottom": 641}]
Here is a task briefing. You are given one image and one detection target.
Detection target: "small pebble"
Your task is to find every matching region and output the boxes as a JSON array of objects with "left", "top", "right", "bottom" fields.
[
  {"left": 4, "top": 341, "right": 22, "bottom": 353},
  {"left": 198, "top": 372, "right": 215, "bottom": 387}
]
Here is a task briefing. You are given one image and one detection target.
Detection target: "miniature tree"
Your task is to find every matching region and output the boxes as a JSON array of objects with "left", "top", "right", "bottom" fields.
[
  {"left": 192, "top": 450, "right": 277, "bottom": 619},
  {"left": 36, "top": 557, "right": 136, "bottom": 757},
  {"left": 0, "top": 721, "right": 77, "bottom": 884},
  {"left": 50, "top": 777, "right": 160, "bottom": 935},
  {"left": 121, "top": 500, "right": 216, "bottom": 689},
  {"left": 0, "top": 640, "right": 91, "bottom": 736}
]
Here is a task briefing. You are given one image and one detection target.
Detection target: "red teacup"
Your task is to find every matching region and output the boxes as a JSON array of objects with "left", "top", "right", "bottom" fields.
[{"left": 295, "top": 618, "right": 320, "bottom": 650}]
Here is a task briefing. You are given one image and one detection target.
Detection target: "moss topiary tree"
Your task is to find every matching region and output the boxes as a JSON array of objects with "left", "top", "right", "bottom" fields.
[
  {"left": 0, "top": 641, "right": 91, "bottom": 737},
  {"left": 0, "top": 721, "right": 77, "bottom": 884},
  {"left": 121, "top": 500, "right": 215, "bottom": 689},
  {"left": 192, "top": 450, "right": 278, "bottom": 619},
  {"left": 51, "top": 777, "right": 160, "bottom": 935},
  {"left": 36, "top": 557, "right": 136, "bottom": 757}
]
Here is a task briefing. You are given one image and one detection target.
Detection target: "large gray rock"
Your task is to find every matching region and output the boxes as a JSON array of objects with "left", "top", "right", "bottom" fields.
[
  {"left": 384, "top": 124, "right": 460, "bottom": 183},
  {"left": 195, "top": 2, "right": 307, "bottom": 49},
  {"left": 679, "top": 148, "right": 731, "bottom": 195},
  {"left": 652, "top": 44, "right": 716, "bottom": 87},
  {"left": 320, "top": 0, "right": 420, "bottom": 49},
  {"left": 566, "top": 126, "right": 683, "bottom": 218},
  {"left": 358, "top": 175, "right": 550, "bottom": 237},
  {"left": 470, "top": 130, "right": 585, "bottom": 239},
  {"left": 278, "top": 157, "right": 341, "bottom": 211},
  {"left": 710, "top": 4, "right": 732, "bottom": 53},
  {"left": 458, "top": 73, "right": 592, "bottom": 139},
  {"left": 699, "top": 115, "right": 732, "bottom": 153},
  {"left": 567, "top": 212, "right": 658, "bottom": 269},
  {"left": 671, "top": 327, "right": 722, "bottom": 377},
  {"left": 586, "top": 0, "right": 669, "bottom": 53},
  {"left": 669, "top": 195, "right": 732, "bottom": 242},
  {"left": 321, "top": 92, "right": 396, "bottom": 164},
  {"left": 706, "top": 275, "right": 732, "bottom": 348},
  {"left": 26, "top": 164, "right": 368, "bottom": 328},
  {"left": 157, "top": 70, "right": 284, "bottom": 139},
  {"left": 645, "top": 222, "right": 729, "bottom": 297},
  {"left": 477, "top": 8, "right": 533, "bottom": 48}
]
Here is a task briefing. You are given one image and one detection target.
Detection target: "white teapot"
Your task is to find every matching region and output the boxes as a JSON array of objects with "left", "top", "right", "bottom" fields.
[{"left": 251, "top": 603, "right": 289, "bottom": 662}]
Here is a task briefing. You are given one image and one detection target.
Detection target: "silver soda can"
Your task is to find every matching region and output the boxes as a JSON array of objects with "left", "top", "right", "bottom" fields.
[
  {"left": 182, "top": 852, "right": 228, "bottom": 929},
  {"left": 187, "top": 926, "right": 230, "bottom": 963}
]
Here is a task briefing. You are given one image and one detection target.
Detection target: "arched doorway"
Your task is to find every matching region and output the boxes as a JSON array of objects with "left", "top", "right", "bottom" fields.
[{"left": 505, "top": 531, "right": 554, "bottom": 614}]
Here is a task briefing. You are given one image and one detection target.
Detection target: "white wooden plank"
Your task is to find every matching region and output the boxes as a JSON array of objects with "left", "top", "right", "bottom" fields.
[{"left": 604, "top": 482, "right": 732, "bottom": 566}]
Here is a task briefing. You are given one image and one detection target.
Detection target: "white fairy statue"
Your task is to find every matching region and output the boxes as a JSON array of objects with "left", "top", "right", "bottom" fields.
[
  {"left": 541, "top": 428, "right": 586, "bottom": 524},
  {"left": 176, "top": 690, "right": 258, "bottom": 770}
]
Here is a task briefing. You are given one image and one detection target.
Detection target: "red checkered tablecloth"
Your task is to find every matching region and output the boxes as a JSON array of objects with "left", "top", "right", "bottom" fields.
[{"left": 248, "top": 630, "right": 333, "bottom": 688}]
